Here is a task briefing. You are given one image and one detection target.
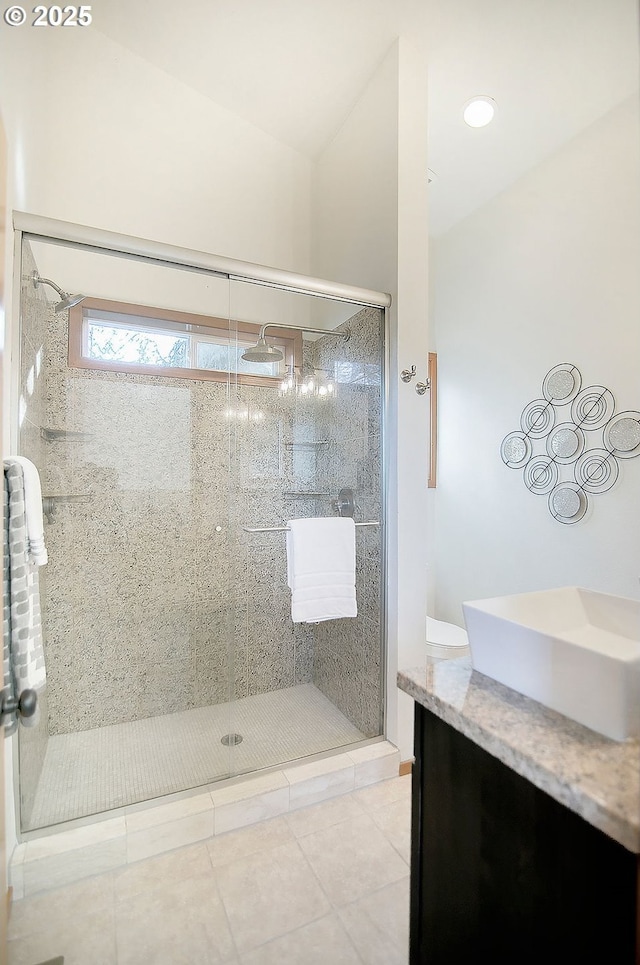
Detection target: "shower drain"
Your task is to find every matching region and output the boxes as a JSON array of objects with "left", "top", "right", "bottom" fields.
[{"left": 221, "top": 733, "right": 243, "bottom": 746}]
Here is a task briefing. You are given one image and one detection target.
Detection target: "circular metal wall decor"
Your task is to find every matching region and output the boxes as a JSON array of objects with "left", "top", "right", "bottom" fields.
[
  {"left": 603, "top": 411, "right": 640, "bottom": 458},
  {"left": 501, "top": 363, "right": 640, "bottom": 524},
  {"left": 571, "top": 386, "right": 615, "bottom": 431},
  {"left": 546, "top": 423, "right": 585, "bottom": 464},
  {"left": 520, "top": 399, "right": 555, "bottom": 438},
  {"left": 500, "top": 431, "right": 532, "bottom": 468},
  {"left": 524, "top": 456, "right": 558, "bottom": 495},
  {"left": 542, "top": 362, "right": 581, "bottom": 404},
  {"left": 548, "top": 483, "right": 588, "bottom": 524},
  {"left": 574, "top": 449, "right": 619, "bottom": 494}
]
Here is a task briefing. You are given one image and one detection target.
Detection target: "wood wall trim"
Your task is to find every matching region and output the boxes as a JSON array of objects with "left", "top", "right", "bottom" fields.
[
  {"left": 67, "top": 296, "right": 304, "bottom": 387},
  {"left": 427, "top": 352, "right": 437, "bottom": 488},
  {"left": 399, "top": 760, "right": 414, "bottom": 777}
]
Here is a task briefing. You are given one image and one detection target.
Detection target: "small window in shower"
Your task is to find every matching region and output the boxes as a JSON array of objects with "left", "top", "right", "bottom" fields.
[{"left": 68, "top": 297, "right": 300, "bottom": 385}]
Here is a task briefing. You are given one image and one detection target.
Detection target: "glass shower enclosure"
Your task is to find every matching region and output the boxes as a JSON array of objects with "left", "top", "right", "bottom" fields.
[{"left": 13, "top": 222, "right": 387, "bottom": 833}]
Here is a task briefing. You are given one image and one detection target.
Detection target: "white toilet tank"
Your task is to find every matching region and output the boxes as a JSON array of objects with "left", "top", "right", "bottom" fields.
[{"left": 426, "top": 616, "right": 470, "bottom": 658}]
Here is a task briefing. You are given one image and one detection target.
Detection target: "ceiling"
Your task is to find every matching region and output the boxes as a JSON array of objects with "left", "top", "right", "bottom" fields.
[{"left": 96, "top": 0, "right": 639, "bottom": 237}]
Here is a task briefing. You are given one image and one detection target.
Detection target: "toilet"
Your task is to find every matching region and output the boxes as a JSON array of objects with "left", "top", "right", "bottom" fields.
[{"left": 426, "top": 615, "right": 470, "bottom": 659}]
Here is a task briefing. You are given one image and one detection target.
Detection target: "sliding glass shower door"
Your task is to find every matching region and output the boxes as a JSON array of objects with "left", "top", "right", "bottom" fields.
[
  {"left": 225, "top": 280, "right": 385, "bottom": 774},
  {"left": 14, "top": 231, "right": 385, "bottom": 833}
]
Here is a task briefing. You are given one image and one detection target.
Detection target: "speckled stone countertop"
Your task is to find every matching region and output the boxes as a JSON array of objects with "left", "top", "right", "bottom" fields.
[{"left": 398, "top": 655, "right": 640, "bottom": 854}]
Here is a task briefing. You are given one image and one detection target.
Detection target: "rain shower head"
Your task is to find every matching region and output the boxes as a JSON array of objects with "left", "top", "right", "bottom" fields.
[
  {"left": 32, "top": 272, "right": 86, "bottom": 314},
  {"left": 241, "top": 321, "right": 351, "bottom": 366},
  {"left": 241, "top": 336, "right": 284, "bottom": 364}
]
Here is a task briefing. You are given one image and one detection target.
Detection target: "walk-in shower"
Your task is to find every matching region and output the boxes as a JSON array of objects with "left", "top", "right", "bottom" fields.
[{"left": 12, "top": 215, "right": 388, "bottom": 834}]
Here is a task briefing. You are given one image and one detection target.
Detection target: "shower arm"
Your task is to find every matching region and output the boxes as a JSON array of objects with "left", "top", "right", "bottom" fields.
[
  {"left": 32, "top": 273, "right": 65, "bottom": 298},
  {"left": 259, "top": 322, "right": 350, "bottom": 342}
]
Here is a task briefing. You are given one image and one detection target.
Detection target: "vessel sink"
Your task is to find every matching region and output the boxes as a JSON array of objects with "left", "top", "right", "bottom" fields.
[{"left": 462, "top": 586, "right": 640, "bottom": 741}]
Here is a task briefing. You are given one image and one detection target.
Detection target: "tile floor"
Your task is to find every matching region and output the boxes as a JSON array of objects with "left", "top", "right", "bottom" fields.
[
  {"left": 27, "top": 685, "right": 365, "bottom": 830},
  {"left": 8, "top": 774, "right": 412, "bottom": 965}
]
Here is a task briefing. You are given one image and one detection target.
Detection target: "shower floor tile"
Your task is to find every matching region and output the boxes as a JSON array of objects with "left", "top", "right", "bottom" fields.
[{"left": 25, "top": 684, "right": 365, "bottom": 832}]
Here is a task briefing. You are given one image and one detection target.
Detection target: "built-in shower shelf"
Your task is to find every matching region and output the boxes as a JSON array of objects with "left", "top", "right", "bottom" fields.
[
  {"left": 40, "top": 427, "right": 93, "bottom": 442},
  {"left": 283, "top": 491, "right": 333, "bottom": 497},
  {"left": 284, "top": 440, "right": 330, "bottom": 447},
  {"left": 42, "top": 493, "right": 91, "bottom": 523}
]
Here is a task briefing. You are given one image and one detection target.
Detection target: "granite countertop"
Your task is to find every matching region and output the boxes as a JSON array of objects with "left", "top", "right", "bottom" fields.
[{"left": 398, "top": 655, "right": 640, "bottom": 854}]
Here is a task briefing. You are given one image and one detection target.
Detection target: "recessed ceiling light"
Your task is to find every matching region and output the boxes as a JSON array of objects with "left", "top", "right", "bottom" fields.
[{"left": 463, "top": 96, "right": 497, "bottom": 128}]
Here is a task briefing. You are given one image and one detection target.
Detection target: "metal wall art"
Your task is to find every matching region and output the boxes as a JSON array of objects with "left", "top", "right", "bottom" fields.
[{"left": 501, "top": 363, "right": 640, "bottom": 523}]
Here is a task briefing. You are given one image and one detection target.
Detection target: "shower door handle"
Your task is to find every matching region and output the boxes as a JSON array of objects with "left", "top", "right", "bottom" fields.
[{"left": 0, "top": 688, "right": 38, "bottom": 727}]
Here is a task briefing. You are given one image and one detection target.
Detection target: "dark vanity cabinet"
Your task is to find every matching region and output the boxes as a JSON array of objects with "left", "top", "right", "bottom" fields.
[{"left": 409, "top": 703, "right": 640, "bottom": 965}]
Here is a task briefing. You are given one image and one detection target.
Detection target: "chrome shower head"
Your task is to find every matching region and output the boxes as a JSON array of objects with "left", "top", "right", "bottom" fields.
[
  {"left": 32, "top": 272, "right": 85, "bottom": 313},
  {"left": 54, "top": 290, "right": 85, "bottom": 313},
  {"left": 241, "top": 336, "right": 284, "bottom": 364}
]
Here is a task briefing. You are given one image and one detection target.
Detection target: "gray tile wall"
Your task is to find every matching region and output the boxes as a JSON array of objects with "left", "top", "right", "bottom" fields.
[{"left": 19, "top": 276, "right": 384, "bottom": 757}]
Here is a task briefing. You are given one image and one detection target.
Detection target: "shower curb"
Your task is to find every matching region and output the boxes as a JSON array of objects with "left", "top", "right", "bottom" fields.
[{"left": 10, "top": 740, "right": 400, "bottom": 900}]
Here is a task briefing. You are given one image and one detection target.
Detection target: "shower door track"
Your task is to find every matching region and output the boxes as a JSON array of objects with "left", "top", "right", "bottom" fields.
[{"left": 12, "top": 211, "right": 392, "bottom": 309}]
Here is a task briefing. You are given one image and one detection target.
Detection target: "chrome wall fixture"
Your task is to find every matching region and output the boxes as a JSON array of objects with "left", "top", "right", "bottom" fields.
[
  {"left": 401, "top": 364, "right": 430, "bottom": 395},
  {"left": 501, "top": 362, "right": 640, "bottom": 523},
  {"left": 32, "top": 271, "right": 85, "bottom": 313}
]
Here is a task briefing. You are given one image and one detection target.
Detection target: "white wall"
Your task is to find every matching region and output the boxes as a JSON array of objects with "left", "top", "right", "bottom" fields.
[
  {"left": 432, "top": 95, "right": 640, "bottom": 625},
  {"left": 0, "top": 27, "right": 312, "bottom": 273},
  {"left": 312, "top": 44, "right": 399, "bottom": 293}
]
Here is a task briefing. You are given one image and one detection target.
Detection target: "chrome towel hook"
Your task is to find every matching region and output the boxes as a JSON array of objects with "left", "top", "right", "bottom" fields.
[{"left": 401, "top": 365, "right": 417, "bottom": 383}]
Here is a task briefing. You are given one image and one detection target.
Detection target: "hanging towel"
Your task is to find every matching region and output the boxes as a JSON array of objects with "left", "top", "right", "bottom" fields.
[
  {"left": 286, "top": 517, "right": 357, "bottom": 623},
  {"left": 3, "top": 462, "right": 47, "bottom": 731},
  {"left": 4, "top": 456, "right": 48, "bottom": 565}
]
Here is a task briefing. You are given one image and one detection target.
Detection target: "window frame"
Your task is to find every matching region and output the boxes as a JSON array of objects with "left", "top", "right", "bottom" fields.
[{"left": 68, "top": 297, "right": 302, "bottom": 387}]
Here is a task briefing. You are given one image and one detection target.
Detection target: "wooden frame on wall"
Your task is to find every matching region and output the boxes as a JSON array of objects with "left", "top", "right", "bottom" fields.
[
  {"left": 68, "top": 297, "right": 303, "bottom": 388},
  {"left": 428, "top": 352, "right": 438, "bottom": 488}
]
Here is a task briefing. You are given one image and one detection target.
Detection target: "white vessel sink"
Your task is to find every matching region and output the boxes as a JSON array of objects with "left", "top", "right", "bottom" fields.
[{"left": 462, "top": 586, "right": 640, "bottom": 741}]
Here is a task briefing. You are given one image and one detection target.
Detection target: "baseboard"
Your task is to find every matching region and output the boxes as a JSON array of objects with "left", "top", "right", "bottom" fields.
[{"left": 399, "top": 760, "right": 413, "bottom": 777}]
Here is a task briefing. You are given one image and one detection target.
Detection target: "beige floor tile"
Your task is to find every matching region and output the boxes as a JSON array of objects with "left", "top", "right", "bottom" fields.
[
  {"left": 8, "top": 873, "right": 115, "bottom": 940},
  {"left": 115, "top": 870, "right": 235, "bottom": 965},
  {"left": 7, "top": 908, "right": 116, "bottom": 965},
  {"left": 296, "top": 812, "right": 409, "bottom": 906},
  {"left": 240, "top": 913, "right": 362, "bottom": 965},
  {"left": 114, "top": 842, "right": 212, "bottom": 902},
  {"left": 215, "top": 840, "right": 331, "bottom": 954},
  {"left": 369, "top": 796, "right": 412, "bottom": 863},
  {"left": 207, "top": 815, "right": 294, "bottom": 867},
  {"left": 285, "top": 792, "right": 366, "bottom": 839},
  {"left": 338, "top": 877, "right": 410, "bottom": 965}
]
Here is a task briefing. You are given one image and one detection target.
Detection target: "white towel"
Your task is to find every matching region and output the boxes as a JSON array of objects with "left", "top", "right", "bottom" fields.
[
  {"left": 5, "top": 456, "right": 48, "bottom": 565},
  {"left": 286, "top": 517, "right": 357, "bottom": 623}
]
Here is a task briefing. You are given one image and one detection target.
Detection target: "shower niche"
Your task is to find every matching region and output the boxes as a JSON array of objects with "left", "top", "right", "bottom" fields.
[{"left": 14, "top": 228, "right": 387, "bottom": 832}]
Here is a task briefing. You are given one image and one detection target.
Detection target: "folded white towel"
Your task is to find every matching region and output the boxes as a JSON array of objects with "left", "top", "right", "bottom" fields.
[
  {"left": 286, "top": 517, "right": 357, "bottom": 623},
  {"left": 5, "top": 456, "right": 48, "bottom": 565}
]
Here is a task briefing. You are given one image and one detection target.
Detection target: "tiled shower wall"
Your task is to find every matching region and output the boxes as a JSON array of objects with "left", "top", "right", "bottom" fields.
[
  {"left": 16, "top": 254, "right": 384, "bottom": 768},
  {"left": 40, "top": 336, "right": 324, "bottom": 735},
  {"left": 311, "top": 309, "right": 384, "bottom": 737}
]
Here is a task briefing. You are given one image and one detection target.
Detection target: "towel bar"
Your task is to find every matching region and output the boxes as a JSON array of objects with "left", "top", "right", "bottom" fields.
[{"left": 243, "top": 521, "right": 380, "bottom": 533}]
